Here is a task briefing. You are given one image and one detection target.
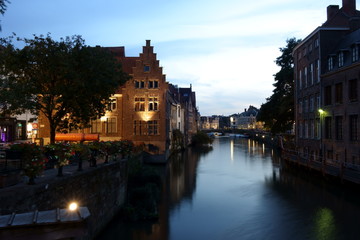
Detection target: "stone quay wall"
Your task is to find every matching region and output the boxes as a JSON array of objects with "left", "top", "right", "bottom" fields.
[{"left": 0, "top": 160, "right": 128, "bottom": 240}]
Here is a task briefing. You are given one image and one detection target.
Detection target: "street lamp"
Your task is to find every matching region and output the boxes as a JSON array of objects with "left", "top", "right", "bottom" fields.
[{"left": 318, "top": 108, "right": 324, "bottom": 163}]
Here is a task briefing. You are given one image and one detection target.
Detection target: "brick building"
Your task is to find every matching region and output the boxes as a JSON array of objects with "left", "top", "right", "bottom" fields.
[
  {"left": 293, "top": 0, "right": 360, "bottom": 165},
  {"left": 38, "top": 40, "right": 198, "bottom": 159}
]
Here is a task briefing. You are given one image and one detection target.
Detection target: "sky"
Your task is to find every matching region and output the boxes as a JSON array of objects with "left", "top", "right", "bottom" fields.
[{"left": 1, "top": 0, "right": 355, "bottom": 116}]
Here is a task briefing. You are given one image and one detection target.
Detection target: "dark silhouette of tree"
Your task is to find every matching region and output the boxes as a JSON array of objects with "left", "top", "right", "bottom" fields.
[
  {"left": 257, "top": 38, "right": 301, "bottom": 134},
  {"left": 0, "top": 34, "right": 129, "bottom": 143},
  {"left": 0, "top": 0, "right": 9, "bottom": 31}
]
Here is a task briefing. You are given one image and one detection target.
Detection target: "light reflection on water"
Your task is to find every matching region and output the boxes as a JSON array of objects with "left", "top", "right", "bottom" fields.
[{"left": 97, "top": 138, "right": 360, "bottom": 240}]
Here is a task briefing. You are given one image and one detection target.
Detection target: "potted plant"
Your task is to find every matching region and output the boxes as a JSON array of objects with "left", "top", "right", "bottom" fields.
[
  {"left": 9, "top": 143, "right": 47, "bottom": 184},
  {"left": 71, "top": 143, "right": 90, "bottom": 171},
  {"left": 45, "top": 142, "right": 71, "bottom": 177}
]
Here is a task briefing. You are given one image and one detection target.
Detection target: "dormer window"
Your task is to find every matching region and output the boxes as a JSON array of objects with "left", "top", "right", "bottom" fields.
[
  {"left": 338, "top": 52, "right": 344, "bottom": 67},
  {"left": 352, "top": 44, "right": 359, "bottom": 62}
]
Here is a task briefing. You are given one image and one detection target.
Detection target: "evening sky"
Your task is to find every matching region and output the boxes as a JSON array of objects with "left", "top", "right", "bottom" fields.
[{"left": 1, "top": 0, "right": 353, "bottom": 116}]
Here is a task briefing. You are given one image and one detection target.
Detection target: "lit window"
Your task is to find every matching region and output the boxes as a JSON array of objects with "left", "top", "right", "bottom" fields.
[
  {"left": 148, "top": 97, "right": 158, "bottom": 111},
  {"left": 91, "top": 119, "right": 102, "bottom": 133},
  {"left": 135, "top": 97, "right": 145, "bottom": 111},
  {"left": 106, "top": 118, "right": 116, "bottom": 133}
]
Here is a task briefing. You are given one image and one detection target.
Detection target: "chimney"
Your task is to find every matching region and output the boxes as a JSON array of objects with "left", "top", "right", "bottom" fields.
[
  {"left": 342, "top": 0, "right": 356, "bottom": 15},
  {"left": 327, "top": 5, "right": 339, "bottom": 20},
  {"left": 146, "top": 40, "right": 151, "bottom": 47}
]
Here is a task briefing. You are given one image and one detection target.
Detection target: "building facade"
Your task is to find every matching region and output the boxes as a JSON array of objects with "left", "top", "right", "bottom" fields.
[
  {"left": 293, "top": 0, "right": 360, "bottom": 165},
  {"left": 38, "top": 40, "right": 198, "bottom": 158}
]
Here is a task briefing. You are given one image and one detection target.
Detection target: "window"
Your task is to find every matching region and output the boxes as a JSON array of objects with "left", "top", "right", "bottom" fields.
[
  {"left": 349, "top": 79, "right": 358, "bottom": 102},
  {"left": 352, "top": 45, "right": 359, "bottom": 62},
  {"left": 148, "top": 120, "right": 158, "bottom": 135},
  {"left": 350, "top": 115, "right": 358, "bottom": 141},
  {"left": 335, "top": 83, "right": 343, "bottom": 104},
  {"left": 316, "top": 59, "right": 320, "bottom": 83},
  {"left": 324, "top": 86, "right": 332, "bottom": 105},
  {"left": 310, "top": 119, "right": 315, "bottom": 139},
  {"left": 299, "top": 70, "right": 302, "bottom": 89},
  {"left": 134, "top": 120, "right": 143, "bottom": 135},
  {"left": 91, "top": 119, "right": 102, "bottom": 133},
  {"left": 315, "top": 38, "right": 319, "bottom": 48},
  {"left": 107, "top": 99, "right": 117, "bottom": 111},
  {"left": 310, "top": 63, "right": 314, "bottom": 85},
  {"left": 304, "top": 67, "right": 308, "bottom": 88},
  {"left": 310, "top": 96, "right": 314, "bottom": 112},
  {"left": 299, "top": 121, "right": 303, "bottom": 138},
  {"left": 304, "top": 121, "right": 309, "bottom": 138},
  {"left": 304, "top": 99, "right": 308, "bottom": 113},
  {"left": 106, "top": 118, "right": 116, "bottom": 133},
  {"left": 148, "top": 97, "right": 159, "bottom": 111},
  {"left": 316, "top": 118, "right": 320, "bottom": 139},
  {"left": 316, "top": 94, "right": 321, "bottom": 110},
  {"left": 299, "top": 100, "right": 303, "bottom": 114},
  {"left": 338, "top": 52, "right": 344, "bottom": 67},
  {"left": 325, "top": 117, "right": 332, "bottom": 139},
  {"left": 148, "top": 80, "right": 159, "bottom": 89},
  {"left": 328, "top": 57, "right": 334, "bottom": 71},
  {"left": 144, "top": 65, "right": 150, "bottom": 72},
  {"left": 135, "top": 80, "right": 145, "bottom": 89},
  {"left": 135, "top": 97, "right": 145, "bottom": 111},
  {"left": 335, "top": 116, "right": 343, "bottom": 140},
  {"left": 309, "top": 43, "right": 313, "bottom": 53}
]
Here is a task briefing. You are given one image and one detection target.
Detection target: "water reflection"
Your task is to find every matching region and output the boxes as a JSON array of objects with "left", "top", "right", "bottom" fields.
[{"left": 97, "top": 138, "right": 360, "bottom": 240}]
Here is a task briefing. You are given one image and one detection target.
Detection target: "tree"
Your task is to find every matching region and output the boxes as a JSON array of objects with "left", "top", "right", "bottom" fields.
[
  {"left": 257, "top": 38, "right": 301, "bottom": 134},
  {"left": 0, "top": 0, "right": 10, "bottom": 31},
  {"left": 0, "top": 34, "right": 129, "bottom": 143}
]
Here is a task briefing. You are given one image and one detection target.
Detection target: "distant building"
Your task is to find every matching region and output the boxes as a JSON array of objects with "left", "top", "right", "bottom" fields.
[
  {"left": 229, "top": 106, "right": 262, "bottom": 130},
  {"left": 293, "top": 0, "right": 360, "bottom": 165},
  {"left": 200, "top": 115, "right": 230, "bottom": 130}
]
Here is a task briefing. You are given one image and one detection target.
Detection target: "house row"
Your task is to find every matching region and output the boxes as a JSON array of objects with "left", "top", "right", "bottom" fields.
[
  {"left": 37, "top": 40, "right": 199, "bottom": 159},
  {"left": 293, "top": 0, "right": 360, "bottom": 166}
]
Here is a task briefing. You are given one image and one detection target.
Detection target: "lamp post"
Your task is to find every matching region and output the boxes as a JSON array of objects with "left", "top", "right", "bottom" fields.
[{"left": 318, "top": 109, "right": 324, "bottom": 168}]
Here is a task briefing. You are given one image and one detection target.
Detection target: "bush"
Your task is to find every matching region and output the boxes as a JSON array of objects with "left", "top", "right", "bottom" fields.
[{"left": 191, "top": 131, "right": 214, "bottom": 147}]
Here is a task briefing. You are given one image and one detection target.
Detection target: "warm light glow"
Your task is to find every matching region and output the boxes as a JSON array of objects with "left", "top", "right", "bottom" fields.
[
  {"left": 318, "top": 109, "right": 324, "bottom": 114},
  {"left": 100, "top": 116, "right": 108, "bottom": 122},
  {"left": 69, "top": 202, "right": 78, "bottom": 211}
]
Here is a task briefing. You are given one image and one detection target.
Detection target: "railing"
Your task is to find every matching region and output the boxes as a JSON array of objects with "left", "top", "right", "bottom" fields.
[{"left": 282, "top": 148, "right": 360, "bottom": 184}]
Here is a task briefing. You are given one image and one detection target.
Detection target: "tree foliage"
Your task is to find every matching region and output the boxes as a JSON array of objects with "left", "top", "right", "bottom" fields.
[
  {"left": 0, "top": 34, "right": 129, "bottom": 143},
  {"left": 0, "top": 0, "right": 9, "bottom": 31},
  {"left": 257, "top": 38, "right": 301, "bottom": 134}
]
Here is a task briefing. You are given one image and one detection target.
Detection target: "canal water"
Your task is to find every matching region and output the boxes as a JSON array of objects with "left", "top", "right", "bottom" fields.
[{"left": 97, "top": 137, "right": 360, "bottom": 240}]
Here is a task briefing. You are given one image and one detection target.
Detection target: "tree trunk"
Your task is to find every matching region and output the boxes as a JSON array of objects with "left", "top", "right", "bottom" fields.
[{"left": 50, "top": 124, "right": 56, "bottom": 144}]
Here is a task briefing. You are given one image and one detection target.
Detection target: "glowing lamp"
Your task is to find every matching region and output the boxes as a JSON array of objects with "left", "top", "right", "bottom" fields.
[{"left": 68, "top": 202, "right": 78, "bottom": 211}]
